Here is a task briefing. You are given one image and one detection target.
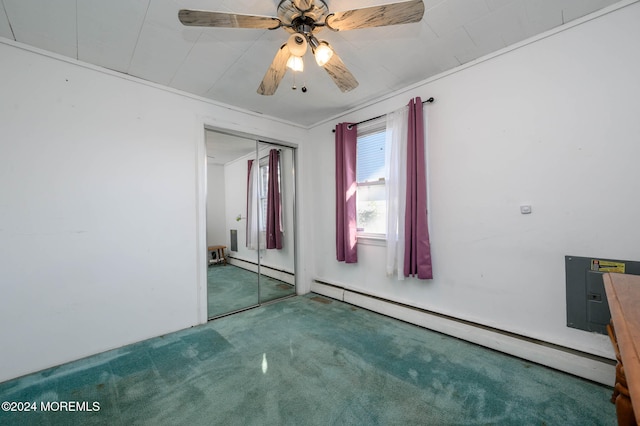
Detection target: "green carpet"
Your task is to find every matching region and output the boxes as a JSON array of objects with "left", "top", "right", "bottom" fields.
[
  {"left": 207, "top": 264, "right": 295, "bottom": 318},
  {"left": 0, "top": 295, "right": 615, "bottom": 425}
]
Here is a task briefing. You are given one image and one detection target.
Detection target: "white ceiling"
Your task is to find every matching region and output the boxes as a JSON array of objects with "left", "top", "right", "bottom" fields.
[
  {"left": 206, "top": 131, "right": 256, "bottom": 165},
  {"left": 0, "top": 0, "right": 623, "bottom": 127}
]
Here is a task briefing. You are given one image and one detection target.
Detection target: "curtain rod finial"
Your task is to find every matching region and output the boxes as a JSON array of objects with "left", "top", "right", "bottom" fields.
[{"left": 332, "top": 96, "right": 434, "bottom": 132}]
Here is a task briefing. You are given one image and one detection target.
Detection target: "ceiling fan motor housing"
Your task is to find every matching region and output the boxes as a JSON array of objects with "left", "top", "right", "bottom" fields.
[
  {"left": 293, "top": 19, "right": 315, "bottom": 36},
  {"left": 278, "top": 0, "right": 328, "bottom": 34}
]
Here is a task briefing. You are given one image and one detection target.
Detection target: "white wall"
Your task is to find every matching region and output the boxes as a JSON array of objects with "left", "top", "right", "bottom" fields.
[
  {"left": 206, "top": 163, "right": 226, "bottom": 246},
  {"left": 0, "top": 40, "right": 306, "bottom": 383},
  {"left": 304, "top": 2, "right": 640, "bottom": 360}
]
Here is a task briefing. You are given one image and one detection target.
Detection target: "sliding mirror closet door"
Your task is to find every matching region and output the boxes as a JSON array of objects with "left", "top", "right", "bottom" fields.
[
  {"left": 206, "top": 131, "right": 259, "bottom": 318},
  {"left": 256, "top": 141, "right": 296, "bottom": 303},
  {"left": 206, "top": 132, "right": 296, "bottom": 319}
]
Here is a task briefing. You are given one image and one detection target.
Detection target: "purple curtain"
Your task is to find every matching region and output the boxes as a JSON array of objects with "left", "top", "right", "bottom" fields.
[
  {"left": 404, "top": 97, "right": 433, "bottom": 279},
  {"left": 266, "top": 149, "right": 283, "bottom": 249},
  {"left": 246, "top": 159, "right": 254, "bottom": 247},
  {"left": 335, "top": 123, "right": 358, "bottom": 263}
]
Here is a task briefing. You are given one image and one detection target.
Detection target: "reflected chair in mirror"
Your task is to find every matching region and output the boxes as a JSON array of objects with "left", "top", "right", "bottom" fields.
[{"left": 208, "top": 245, "right": 227, "bottom": 266}]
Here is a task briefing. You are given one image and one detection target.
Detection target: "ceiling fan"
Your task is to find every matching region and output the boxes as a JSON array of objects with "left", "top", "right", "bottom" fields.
[{"left": 178, "top": 0, "right": 425, "bottom": 95}]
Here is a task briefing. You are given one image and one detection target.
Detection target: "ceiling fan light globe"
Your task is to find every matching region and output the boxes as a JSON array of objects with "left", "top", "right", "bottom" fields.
[
  {"left": 314, "top": 44, "right": 333, "bottom": 66},
  {"left": 286, "top": 55, "right": 304, "bottom": 72},
  {"left": 286, "top": 34, "right": 308, "bottom": 57}
]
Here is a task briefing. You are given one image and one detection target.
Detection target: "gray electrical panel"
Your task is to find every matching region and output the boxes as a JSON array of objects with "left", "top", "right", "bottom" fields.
[
  {"left": 565, "top": 255, "right": 640, "bottom": 335},
  {"left": 230, "top": 229, "right": 238, "bottom": 252}
]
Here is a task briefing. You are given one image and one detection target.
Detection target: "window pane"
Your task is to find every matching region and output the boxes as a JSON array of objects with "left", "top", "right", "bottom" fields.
[
  {"left": 259, "top": 164, "right": 269, "bottom": 196},
  {"left": 357, "top": 183, "right": 386, "bottom": 234},
  {"left": 259, "top": 163, "right": 269, "bottom": 232},
  {"left": 356, "top": 125, "right": 386, "bottom": 236},
  {"left": 356, "top": 132, "right": 385, "bottom": 183}
]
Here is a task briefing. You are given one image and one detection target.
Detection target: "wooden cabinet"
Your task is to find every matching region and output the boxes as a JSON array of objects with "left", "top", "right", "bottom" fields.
[{"left": 604, "top": 272, "right": 640, "bottom": 426}]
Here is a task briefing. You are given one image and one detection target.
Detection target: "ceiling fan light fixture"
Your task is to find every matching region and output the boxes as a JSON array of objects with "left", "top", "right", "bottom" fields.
[
  {"left": 286, "top": 34, "right": 308, "bottom": 57},
  {"left": 314, "top": 42, "right": 333, "bottom": 66},
  {"left": 286, "top": 55, "right": 304, "bottom": 72}
]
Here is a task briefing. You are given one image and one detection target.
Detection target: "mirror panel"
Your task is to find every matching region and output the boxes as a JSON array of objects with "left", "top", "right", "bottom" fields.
[
  {"left": 206, "top": 131, "right": 259, "bottom": 318},
  {"left": 257, "top": 141, "right": 296, "bottom": 303}
]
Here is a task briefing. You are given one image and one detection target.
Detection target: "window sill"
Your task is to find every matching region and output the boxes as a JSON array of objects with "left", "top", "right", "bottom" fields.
[{"left": 356, "top": 234, "right": 386, "bottom": 247}]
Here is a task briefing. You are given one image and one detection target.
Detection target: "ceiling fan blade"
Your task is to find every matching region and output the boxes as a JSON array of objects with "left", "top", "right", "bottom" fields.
[
  {"left": 257, "top": 44, "right": 290, "bottom": 96},
  {"left": 322, "top": 50, "right": 359, "bottom": 93},
  {"left": 178, "top": 9, "right": 281, "bottom": 29},
  {"left": 326, "top": 0, "right": 424, "bottom": 31}
]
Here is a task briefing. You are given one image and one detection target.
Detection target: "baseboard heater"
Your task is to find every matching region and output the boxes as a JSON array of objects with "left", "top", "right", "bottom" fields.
[
  {"left": 226, "top": 256, "right": 295, "bottom": 285},
  {"left": 311, "top": 279, "right": 615, "bottom": 387}
]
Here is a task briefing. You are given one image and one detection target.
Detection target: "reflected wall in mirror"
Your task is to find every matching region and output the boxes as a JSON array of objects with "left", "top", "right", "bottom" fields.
[
  {"left": 205, "top": 130, "right": 296, "bottom": 319},
  {"left": 256, "top": 141, "right": 296, "bottom": 304}
]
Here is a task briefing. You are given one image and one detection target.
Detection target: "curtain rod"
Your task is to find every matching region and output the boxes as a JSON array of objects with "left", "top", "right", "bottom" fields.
[{"left": 332, "top": 97, "right": 434, "bottom": 132}]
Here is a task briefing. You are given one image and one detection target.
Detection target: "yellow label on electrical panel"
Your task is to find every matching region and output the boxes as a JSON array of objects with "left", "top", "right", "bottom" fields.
[{"left": 591, "top": 259, "right": 626, "bottom": 273}]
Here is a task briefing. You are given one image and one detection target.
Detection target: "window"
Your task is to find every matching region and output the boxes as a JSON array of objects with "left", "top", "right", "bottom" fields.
[
  {"left": 257, "top": 153, "right": 281, "bottom": 233},
  {"left": 356, "top": 119, "right": 386, "bottom": 237},
  {"left": 258, "top": 156, "right": 269, "bottom": 232}
]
